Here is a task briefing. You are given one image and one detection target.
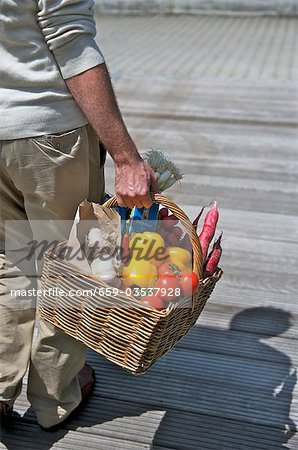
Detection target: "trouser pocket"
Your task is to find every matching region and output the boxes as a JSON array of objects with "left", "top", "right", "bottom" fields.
[{"left": 31, "top": 127, "right": 81, "bottom": 155}]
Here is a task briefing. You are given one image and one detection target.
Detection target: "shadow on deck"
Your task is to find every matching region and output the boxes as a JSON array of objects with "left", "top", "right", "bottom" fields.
[{"left": 1, "top": 307, "right": 297, "bottom": 449}]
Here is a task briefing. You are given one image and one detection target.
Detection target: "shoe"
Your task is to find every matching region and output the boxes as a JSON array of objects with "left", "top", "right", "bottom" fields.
[
  {"left": 0, "top": 401, "right": 13, "bottom": 429},
  {"left": 40, "top": 363, "right": 95, "bottom": 432}
]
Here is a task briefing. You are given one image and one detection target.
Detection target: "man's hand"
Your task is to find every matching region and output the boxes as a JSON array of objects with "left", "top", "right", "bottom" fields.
[
  {"left": 65, "top": 64, "right": 157, "bottom": 207},
  {"left": 115, "top": 159, "right": 157, "bottom": 208}
]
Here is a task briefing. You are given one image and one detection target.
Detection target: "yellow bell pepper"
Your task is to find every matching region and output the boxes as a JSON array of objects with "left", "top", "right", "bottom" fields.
[
  {"left": 129, "top": 231, "right": 166, "bottom": 266},
  {"left": 122, "top": 258, "right": 158, "bottom": 288},
  {"left": 166, "top": 247, "right": 192, "bottom": 272}
]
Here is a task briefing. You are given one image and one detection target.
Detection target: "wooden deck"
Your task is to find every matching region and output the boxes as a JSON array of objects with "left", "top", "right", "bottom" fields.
[{"left": 1, "top": 15, "right": 298, "bottom": 450}]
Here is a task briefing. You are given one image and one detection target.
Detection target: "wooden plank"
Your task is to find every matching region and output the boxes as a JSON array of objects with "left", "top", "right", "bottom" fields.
[
  {"left": 150, "top": 409, "right": 296, "bottom": 450},
  {"left": 104, "top": 159, "right": 298, "bottom": 244},
  {"left": 104, "top": 165, "right": 298, "bottom": 216},
  {"left": 173, "top": 190, "right": 296, "bottom": 216},
  {"left": 176, "top": 173, "right": 298, "bottom": 198},
  {"left": 10, "top": 396, "right": 165, "bottom": 445},
  {"left": 174, "top": 326, "right": 298, "bottom": 366},
  {"left": 104, "top": 78, "right": 298, "bottom": 217},
  {"left": 115, "top": 123, "right": 298, "bottom": 171},
  {"left": 98, "top": 16, "right": 298, "bottom": 83},
  {"left": 184, "top": 207, "right": 298, "bottom": 244},
  {"left": 87, "top": 379, "right": 297, "bottom": 429},
  {"left": 114, "top": 76, "right": 298, "bottom": 125},
  {"left": 198, "top": 302, "right": 298, "bottom": 338},
  {"left": 0, "top": 421, "right": 151, "bottom": 450},
  {"left": 212, "top": 284, "right": 298, "bottom": 311},
  {"left": 213, "top": 266, "right": 297, "bottom": 295},
  {"left": 88, "top": 348, "right": 296, "bottom": 393},
  {"left": 168, "top": 156, "right": 298, "bottom": 185},
  {"left": 125, "top": 118, "right": 298, "bottom": 161},
  {"left": 217, "top": 236, "right": 298, "bottom": 275},
  {"left": 10, "top": 392, "right": 297, "bottom": 450}
]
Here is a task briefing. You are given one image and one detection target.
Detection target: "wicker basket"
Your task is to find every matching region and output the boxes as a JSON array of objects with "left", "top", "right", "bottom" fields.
[{"left": 39, "top": 194, "right": 222, "bottom": 375}]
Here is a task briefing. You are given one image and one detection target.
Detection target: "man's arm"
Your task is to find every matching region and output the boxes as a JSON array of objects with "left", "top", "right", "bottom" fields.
[
  {"left": 65, "top": 64, "right": 157, "bottom": 208},
  {"left": 36, "top": 1, "right": 156, "bottom": 208}
]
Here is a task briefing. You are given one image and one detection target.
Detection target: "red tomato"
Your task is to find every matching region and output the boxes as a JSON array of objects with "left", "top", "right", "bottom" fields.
[
  {"left": 158, "top": 262, "right": 180, "bottom": 277},
  {"left": 140, "top": 295, "right": 164, "bottom": 311},
  {"left": 180, "top": 272, "right": 200, "bottom": 296},
  {"left": 155, "top": 276, "right": 181, "bottom": 302}
]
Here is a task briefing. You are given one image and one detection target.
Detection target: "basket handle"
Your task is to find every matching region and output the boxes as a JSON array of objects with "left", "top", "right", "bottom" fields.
[{"left": 103, "top": 193, "right": 203, "bottom": 279}]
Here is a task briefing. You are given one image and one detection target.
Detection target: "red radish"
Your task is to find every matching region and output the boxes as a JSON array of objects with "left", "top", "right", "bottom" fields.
[
  {"left": 203, "top": 232, "right": 222, "bottom": 278},
  {"left": 172, "top": 226, "right": 183, "bottom": 239},
  {"left": 159, "top": 207, "right": 169, "bottom": 220},
  {"left": 162, "top": 215, "right": 179, "bottom": 229},
  {"left": 193, "top": 206, "right": 205, "bottom": 232},
  {"left": 198, "top": 201, "right": 219, "bottom": 261}
]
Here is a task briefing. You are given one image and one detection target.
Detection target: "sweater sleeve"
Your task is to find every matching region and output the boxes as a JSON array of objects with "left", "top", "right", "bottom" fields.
[{"left": 36, "top": 0, "right": 105, "bottom": 79}]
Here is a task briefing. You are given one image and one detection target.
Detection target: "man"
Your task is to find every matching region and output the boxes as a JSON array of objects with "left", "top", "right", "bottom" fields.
[{"left": 0, "top": 0, "right": 156, "bottom": 431}]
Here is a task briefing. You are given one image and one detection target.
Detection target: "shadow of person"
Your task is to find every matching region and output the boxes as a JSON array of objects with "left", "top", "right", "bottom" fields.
[
  {"left": 230, "top": 307, "right": 297, "bottom": 446},
  {"left": 1, "top": 307, "right": 296, "bottom": 449},
  {"left": 150, "top": 307, "right": 297, "bottom": 449}
]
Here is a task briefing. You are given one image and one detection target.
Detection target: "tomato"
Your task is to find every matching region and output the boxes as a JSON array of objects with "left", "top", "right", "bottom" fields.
[
  {"left": 158, "top": 262, "right": 181, "bottom": 277},
  {"left": 154, "top": 276, "right": 181, "bottom": 302},
  {"left": 180, "top": 272, "right": 200, "bottom": 296},
  {"left": 140, "top": 295, "right": 164, "bottom": 311},
  {"left": 122, "top": 259, "right": 157, "bottom": 288}
]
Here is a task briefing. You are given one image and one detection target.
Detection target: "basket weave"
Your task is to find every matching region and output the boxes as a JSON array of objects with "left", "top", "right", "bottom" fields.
[{"left": 39, "top": 194, "right": 222, "bottom": 375}]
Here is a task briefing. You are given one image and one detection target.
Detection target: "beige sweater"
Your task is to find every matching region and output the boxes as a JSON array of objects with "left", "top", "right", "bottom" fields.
[{"left": 0, "top": 0, "right": 105, "bottom": 140}]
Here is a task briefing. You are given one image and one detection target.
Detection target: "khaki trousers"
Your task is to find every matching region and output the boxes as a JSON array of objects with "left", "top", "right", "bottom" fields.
[{"left": 0, "top": 125, "right": 105, "bottom": 428}]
